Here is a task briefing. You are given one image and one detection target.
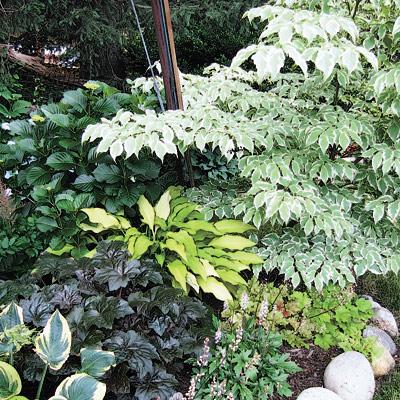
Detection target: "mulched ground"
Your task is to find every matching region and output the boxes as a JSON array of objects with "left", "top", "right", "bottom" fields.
[
  {"left": 273, "top": 343, "right": 400, "bottom": 399},
  {"left": 273, "top": 346, "right": 341, "bottom": 399}
]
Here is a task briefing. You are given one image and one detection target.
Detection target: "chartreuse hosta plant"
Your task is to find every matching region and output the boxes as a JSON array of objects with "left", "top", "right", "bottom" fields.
[
  {"left": 78, "top": 187, "right": 263, "bottom": 301},
  {"left": 82, "top": 1, "right": 400, "bottom": 291},
  {"left": 0, "top": 302, "right": 114, "bottom": 400}
]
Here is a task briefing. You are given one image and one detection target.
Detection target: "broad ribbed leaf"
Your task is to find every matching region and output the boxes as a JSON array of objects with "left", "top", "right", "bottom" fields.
[
  {"left": 46, "top": 152, "right": 76, "bottom": 170},
  {"left": 80, "top": 348, "right": 116, "bottom": 378},
  {"left": 35, "top": 310, "right": 71, "bottom": 370},
  {"left": 0, "top": 362, "right": 21, "bottom": 399},
  {"left": 54, "top": 373, "right": 106, "bottom": 400},
  {"left": 154, "top": 190, "right": 171, "bottom": 220}
]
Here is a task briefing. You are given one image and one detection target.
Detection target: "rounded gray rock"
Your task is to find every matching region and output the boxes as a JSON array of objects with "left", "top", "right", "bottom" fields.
[
  {"left": 297, "top": 387, "right": 343, "bottom": 400},
  {"left": 372, "top": 307, "right": 399, "bottom": 337},
  {"left": 324, "top": 351, "right": 375, "bottom": 400},
  {"left": 363, "top": 325, "right": 397, "bottom": 355}
]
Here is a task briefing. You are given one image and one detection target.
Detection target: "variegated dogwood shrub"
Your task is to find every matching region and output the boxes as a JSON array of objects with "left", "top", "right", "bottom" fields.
[{"left": 82, "top": 1, "right": 400, "bottom": 290}]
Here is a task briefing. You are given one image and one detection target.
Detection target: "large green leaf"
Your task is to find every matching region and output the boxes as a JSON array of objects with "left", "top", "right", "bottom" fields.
[
  {"left": 35, "top": 310, "right": 71, "bottom": 370},
  {"left": 81, "top": 208, "right": 121, "bottom": 230},
  {"left": 209, "top": 235, "right": 255, "bottom": 250},
  {"left": 197, "top": 276, "right": 232, "bottom": 301},
  {"left": 80, "top": 348, "right": 116, "bottom": 378},
  {"left": 54, "top": 373, "right": 106, "bottom": 400},
  {"left": 214, "top": 220, "right": 255, "bottom": 234},
  {"left": 0, "top": 362, "right": 21, "bottom": 399},
  {"left": 167, "top": 260, "right": 188, "bottom": 291},
  {"left": 25, "top": 167, "right": 51, "bottom": 185},
  {"left": 36, "top": 217, "right": 59, "bottom": 233},
  {"left": 46, "top": 152, "right": 76, "bottom": 170},
  {"left": 62, "top": 90, "right": 88, "bottom": 112}
]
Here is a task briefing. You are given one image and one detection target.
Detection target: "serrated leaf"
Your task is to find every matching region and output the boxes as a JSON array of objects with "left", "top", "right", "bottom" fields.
[{"left": 46, "top": 152, "right": 75, "bottom": 170}]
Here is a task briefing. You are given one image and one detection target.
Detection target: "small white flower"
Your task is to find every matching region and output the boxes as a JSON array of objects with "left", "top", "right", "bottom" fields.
[
  {"left": 4, "top": 188, "right": 12, "bottom": 197},
  {"left": 1, "top": 123, "right": 10, "bottom": 131},
  {"left": 4, "top": 171, "right": 13, "bottom": 179},
  {"left": 6, "top": 140, "right": 15, "bottom": 145},
  {"left": 240, "top": 292, "right": 249, "bottom": 311}
]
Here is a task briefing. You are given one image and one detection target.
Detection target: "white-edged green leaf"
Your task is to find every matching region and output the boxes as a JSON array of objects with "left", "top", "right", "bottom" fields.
[
  {"left": 54, "top": 373, "right": 106, "bottom": 400},
  {"left": 80, "top": 348, "right": 116, "bottom": 378},
  {"left": 35, "top": 310, "right": 71, "bottom": 370},
  {"left": 0, "top": 361, "right": 21, "bottom": 399},
  {"left": 0, "top": 303, "right": 24, "bottom": 332}
]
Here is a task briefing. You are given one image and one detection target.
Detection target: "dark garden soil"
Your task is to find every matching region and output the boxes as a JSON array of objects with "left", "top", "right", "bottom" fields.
[{"left": 273, "top": 346, "right": 341, "bottom": 400}]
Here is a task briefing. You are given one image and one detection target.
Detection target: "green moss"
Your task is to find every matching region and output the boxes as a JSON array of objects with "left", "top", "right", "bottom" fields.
[
  {"left": 375, "top": 369, "right": 400, "bottom": 400},
  {"left": 358, "top": 272, "right": 400, "bottom": 318}
]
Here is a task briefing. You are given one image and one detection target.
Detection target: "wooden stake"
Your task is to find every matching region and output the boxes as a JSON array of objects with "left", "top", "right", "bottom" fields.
[{"left": 151, "top": 0, "right": 195, "bottom": 186}]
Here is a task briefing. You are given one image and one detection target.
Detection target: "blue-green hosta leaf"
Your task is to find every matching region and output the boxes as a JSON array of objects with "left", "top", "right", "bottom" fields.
[
  {"left": 80, "top": 348, "right": 116, "bottom": 378},
  {"left": 0, "top": 302, "right": 24, "bottom": 332},
  {"left": 0, "top": 361, "right": 21, "bottom": 399},
  {"left": 54, "top": 373, "right": 106, "bottom": 400},
  {"left": 35, "top": 310, "right": 71, "bottom": 370}
]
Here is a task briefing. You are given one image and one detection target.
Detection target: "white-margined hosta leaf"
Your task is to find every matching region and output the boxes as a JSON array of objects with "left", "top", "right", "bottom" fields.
[
  {"left": 0, "top": 302, "right": 24, "bottom": 332},
  {"left": 0, "top": 361, "right": 21, "bottom": 399},
  {"left": 80, "top": 348, "right": 116, "bottom": 378},
  {"left": 54, "top": 373, "right": 106, "bottom": 400},
  {"left": 35, "top": 310, "right": 71, "bottom": 370}
]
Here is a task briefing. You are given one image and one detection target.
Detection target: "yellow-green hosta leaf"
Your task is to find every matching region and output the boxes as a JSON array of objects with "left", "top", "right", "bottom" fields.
[
  {"left": 125, "top": 227, "right": 140, "bottom": 238},
  {"left": 167, "top": 231, "right": 197, "bottom": 255},
  {"left": 81, "top": 209, "right": 120, "bottom": 230},
  {"left": 185, "top": 256, "right": 207, "bottom": 279},
  {"left": 9, "top": 397, "right": 29, "bottom": 400},
  {"left": 154, "top": 190, "right": 171, "bottom": 220},
  {"left": 186, "top": 272, "right": 200, "bottom": 293},
  {"left": 35, "top": 310, "right": 71, "bottom": 371},
  {"left": 173, "top": 220, "right": 219, "bottom": 235},
  {"left": 137, "top": 195, "right": 155, "bottom": 231},
  {"left": 197, "top": 277, "right": 232, "bottom": 301},
  {"left": 54, "top": 373, "right": 106, "bottom": 400},
  {"left": 216, "top": 268, "right": 246, "bottom": 286},
  {"left": 132, "top": 235, "right": 153, "bottom": 259},
  {"left": 167, "top": 260, "right": 188, "bottom": 291},
  {"left": 0, "top": 302, "right": 24, "bottom": 332},
  {"left": 199, "top": 259, "right": 219, "bottom": 277},
  {"left": 214, "top": 220, "right": 255, "bottom": 234},
  {"left": 164, "top": 238, "right": 187, "bottom": 262},
  {"left": 116, "top": 216, "right": 131, "bottom": 230},
  {"left": 80, "top": 348, "right": 116, "bottom": 379},
  {"left": 0, "top": 361, "right": 21, "bottom": 399},
  {"left": 228, "top": 251, "right": 264, "bottom": 265},
  {"left": 79, "top": 223, "right": 106, "bottom": 234},
  {"left": 47, "top": 244, "right": 74, "bottom": 256},
  {"left": 49, "top": 397, "right": 68, "bottom": 400},
  {"left": 209, "top": 235, "right": 256, "bottom": 250}
]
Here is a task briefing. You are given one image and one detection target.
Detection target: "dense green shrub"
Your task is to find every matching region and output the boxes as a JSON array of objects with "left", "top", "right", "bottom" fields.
[
  {"left": 0, "top": 241, "right": 212, "bottom": 399},
  {"left": 0, "top": 81, "right": 177, "bottom": 266},
  {"left": 83, "top": 2, "right": 400, "bottom": 290},
  {"left": 223, "top": 279, "right": 380, "bottom": 360}
]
